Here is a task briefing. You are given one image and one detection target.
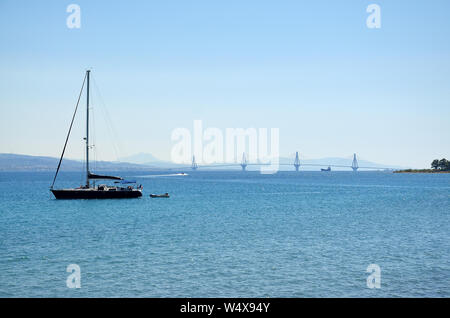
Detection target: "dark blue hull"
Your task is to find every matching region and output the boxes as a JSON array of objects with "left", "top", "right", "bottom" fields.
[{"left": 51, "top": 189, "right": 142, "bottom": 199}]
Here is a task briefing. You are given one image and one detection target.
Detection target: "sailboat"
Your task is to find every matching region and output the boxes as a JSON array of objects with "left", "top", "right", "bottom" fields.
[{"left": 50, "top": 70, "right": 143, "bottom": 199}]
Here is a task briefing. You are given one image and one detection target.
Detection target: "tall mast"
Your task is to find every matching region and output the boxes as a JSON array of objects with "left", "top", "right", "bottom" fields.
[{"left": 86, "top": 70, "right": 90, "bottom": 187}]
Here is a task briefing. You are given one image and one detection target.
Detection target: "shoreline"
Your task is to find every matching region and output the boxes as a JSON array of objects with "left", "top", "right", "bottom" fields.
[{"left": 394, "top": 169, "right": 450, "bottom": 173}]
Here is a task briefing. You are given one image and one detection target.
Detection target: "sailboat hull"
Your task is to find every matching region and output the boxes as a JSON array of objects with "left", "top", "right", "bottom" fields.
[{"left": 51, "top": 189, "right": 142, "bottom": 199}]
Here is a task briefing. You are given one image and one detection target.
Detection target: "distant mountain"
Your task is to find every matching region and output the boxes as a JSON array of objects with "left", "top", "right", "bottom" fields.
[
  {"left": 0, "top": 153, "right": 157, "bottom": 171},
  {"left": 118, "top": 153, "right": 162, "bottom": 164},
  {"left": 118, "top": 153, "right": 184, "bottom": 168},
  {"left": 0, "top": 153, "right": 67, "bottom": 171},
  {"left": 0, "top": 153, "right": 405, "bottom": 172}
]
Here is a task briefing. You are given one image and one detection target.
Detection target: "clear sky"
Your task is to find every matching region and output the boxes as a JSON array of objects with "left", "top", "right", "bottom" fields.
[{"left": 1, "top": 0, "right": 449, "bottom": 168}]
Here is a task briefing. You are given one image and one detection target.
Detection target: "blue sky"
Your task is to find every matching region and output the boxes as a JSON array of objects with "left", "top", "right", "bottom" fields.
[{"left": 0, "top": 0, "right": 449, "bottom": 167}]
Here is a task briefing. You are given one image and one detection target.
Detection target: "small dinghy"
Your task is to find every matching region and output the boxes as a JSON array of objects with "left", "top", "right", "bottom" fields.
[{"left": 150, "top": 193, "right": 170, "bottom": 198}]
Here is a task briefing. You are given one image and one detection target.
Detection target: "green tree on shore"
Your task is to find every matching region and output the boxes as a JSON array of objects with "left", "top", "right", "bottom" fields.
[
  {"left": 431, "top": 159, "right": 439, "bottom": 170},
  {"left": 431, "top": 158, "right": 450, "bottom": 171}
]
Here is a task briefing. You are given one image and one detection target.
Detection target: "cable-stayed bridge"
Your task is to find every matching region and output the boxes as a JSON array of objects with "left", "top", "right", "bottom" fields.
[{"left": 167, "top": 153, "right": 395, "bottom": 171}]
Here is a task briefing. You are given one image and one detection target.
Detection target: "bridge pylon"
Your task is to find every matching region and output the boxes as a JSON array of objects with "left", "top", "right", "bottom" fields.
[
  {"left": 351, "top": 153, "right": 359, "bottom": 171},
  {"left": 294, "top": 151, "right": 301, "bottom": 171},
  {"left": 241, "top": 153, "right": 248, "bottom": 171},
  {"left": 191, "top": 155, "right": 198, "bottom": 170}
]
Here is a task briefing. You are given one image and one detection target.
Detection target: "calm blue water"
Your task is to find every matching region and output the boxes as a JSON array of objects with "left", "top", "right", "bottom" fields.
[{"left": 0, "top": 171, "right": 449, "bottom": 297}]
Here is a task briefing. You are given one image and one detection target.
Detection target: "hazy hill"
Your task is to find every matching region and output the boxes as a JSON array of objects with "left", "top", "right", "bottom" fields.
[
  {"left": 0, "top": 153, "right": 404, "bottom": 171},
  {"left": 118, "top": 152, "right": 162, "bottom": 164},
  {"left": 0, "top": 153, "right": 156, "bottom": 171}
]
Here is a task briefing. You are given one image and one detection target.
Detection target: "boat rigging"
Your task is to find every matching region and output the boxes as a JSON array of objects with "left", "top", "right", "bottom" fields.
[{"left": 50, "top": 70, "right": 143, "bottom": 199}]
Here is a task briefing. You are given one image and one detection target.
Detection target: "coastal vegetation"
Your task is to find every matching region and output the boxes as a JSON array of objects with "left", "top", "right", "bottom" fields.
[
  {"left": 431, "top": 158, "right": 450, "bottom": 171},
  {"left": 395, "top": 158, "right": 450, "bottom": 173}
]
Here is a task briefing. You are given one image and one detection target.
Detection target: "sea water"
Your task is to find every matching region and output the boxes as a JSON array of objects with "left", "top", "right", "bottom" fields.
[{"left": 0, "top": 171, "right": 449, "bottom": 297}]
